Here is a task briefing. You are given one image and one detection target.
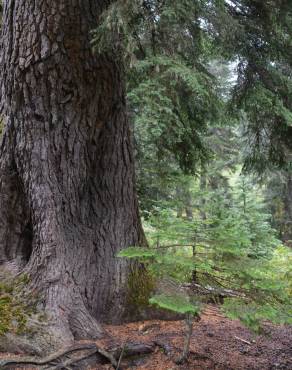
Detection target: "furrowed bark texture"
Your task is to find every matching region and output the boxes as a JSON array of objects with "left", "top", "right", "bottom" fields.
[{"left": 0, "top": 0, "right": 145, "bottom": 343}]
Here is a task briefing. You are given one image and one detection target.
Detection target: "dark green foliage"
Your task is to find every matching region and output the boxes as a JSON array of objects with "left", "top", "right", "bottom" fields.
[
  {"left": 224, "top": 1, "right": 292, "bottom": 171},
  {"left": 92, "top": 0, "right": 225, "bottom": 181},
  {"left": 129, "top": 55, "right": 218, "bottom": 174},
  {"left": 93, "top": 0, "right": 292, "bottom": 331},
  {"left": 93, "top": 0, "right": 292, "bottom": 173}
]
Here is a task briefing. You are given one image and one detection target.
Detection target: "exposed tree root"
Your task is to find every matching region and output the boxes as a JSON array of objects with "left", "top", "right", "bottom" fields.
[
  {"left": 46, "top": 347, "right": 101, "bottom": 370},
  {"left": 0, "top": 343, "right": 116, "bottom": 369},
  {"left": 0, "top": 341, "right": 157, "bottom": 369}
]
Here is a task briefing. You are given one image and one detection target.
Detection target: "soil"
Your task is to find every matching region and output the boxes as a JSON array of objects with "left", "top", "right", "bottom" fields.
[{"left": 1, "top": 305, "right": 291, "bottom": 370}]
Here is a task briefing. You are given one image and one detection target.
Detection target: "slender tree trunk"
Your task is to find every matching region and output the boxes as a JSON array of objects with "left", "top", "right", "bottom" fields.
[
  {"left": 0, "top": 0, "right": 145, "bottom": 345},
  {"left": 199, "top": 173, "right": 207, "bottom": 221},
  {"left": 283, "top": 173, "right": 292, "bottom": 243},
  {"left": 185, "top": 189, "right": 193, "bottom": 221},
  {"left": 176, "top": 185, "right": 193, "bottom": 220},
  {"left": 176, "top": 187, "right": 183, "bottom": 218}
]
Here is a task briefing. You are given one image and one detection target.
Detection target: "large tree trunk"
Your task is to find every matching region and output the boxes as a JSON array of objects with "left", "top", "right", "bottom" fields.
[{"left": 0, "top": 0, "right": 145, "bottom": 346}]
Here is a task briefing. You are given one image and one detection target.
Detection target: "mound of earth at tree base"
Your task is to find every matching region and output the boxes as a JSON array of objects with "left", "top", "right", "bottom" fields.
[{"left": 1, "top": 305, "right": 291, "bottom": 370}]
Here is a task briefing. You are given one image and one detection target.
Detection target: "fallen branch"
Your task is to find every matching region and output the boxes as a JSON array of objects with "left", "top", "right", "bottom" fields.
[
  {"left": 111, "top": 342, "right": 155, "bottom": 358},
  {"left": 183, "top": 282, "right": 246, "bottom": 299},
  {"left": 153, "top": 340, "right": 173, "bottom": 356}
]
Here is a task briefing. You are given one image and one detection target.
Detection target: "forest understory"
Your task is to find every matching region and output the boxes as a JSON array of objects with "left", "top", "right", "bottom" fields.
[{"left": 1, "top": 305, "right": 291, "bottom": 370}]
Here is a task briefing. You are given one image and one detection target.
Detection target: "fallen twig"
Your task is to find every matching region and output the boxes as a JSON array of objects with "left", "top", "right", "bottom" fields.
[
  {"left": 234, "top": 336, "right": 251, "bottom": 345},
  {"left": 116, "top": 343, "right": 126, "bottom": 370}
]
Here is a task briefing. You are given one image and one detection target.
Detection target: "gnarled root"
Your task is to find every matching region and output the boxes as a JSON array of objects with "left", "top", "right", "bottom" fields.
[
  {"left": 0, "top": 343, "right": 115, "bottom": 369},
  {"left": 0, "top": 341, "right": 157, "bottom": 369}
]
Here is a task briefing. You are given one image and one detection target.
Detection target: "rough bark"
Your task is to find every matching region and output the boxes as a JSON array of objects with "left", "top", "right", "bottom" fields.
[{"left": 0, "top": 0, "right": 145, "bottom": 347}]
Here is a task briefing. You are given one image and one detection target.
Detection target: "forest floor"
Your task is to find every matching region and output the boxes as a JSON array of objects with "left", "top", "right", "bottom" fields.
[
  {"left": 97, "top": 305, "right": 292, "bottom": 370},
  {"left": 1, "top": 305, "right": 291, "bottom": 370}
]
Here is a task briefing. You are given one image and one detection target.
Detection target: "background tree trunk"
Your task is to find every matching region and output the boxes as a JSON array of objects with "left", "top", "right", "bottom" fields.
[
  {"left": 283, "top": 173, "right": 292, "bottom": 244},
  {"left": 0, "top": 0, "right": 145, "bottom": 345}
]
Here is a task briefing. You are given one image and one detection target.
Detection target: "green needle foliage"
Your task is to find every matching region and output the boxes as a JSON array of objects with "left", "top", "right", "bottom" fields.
[
  {"left": 149, "top": 294, "right": 199, "bottom": 315},
  {"left": 93, "top": 0, "right": 292, "bottom": 174},
  {"left": 92, "top": 0, "right": 226, "bottom": 181},
  {"left": 119, "top": 171, "right": 291, "bottom": 331}
]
